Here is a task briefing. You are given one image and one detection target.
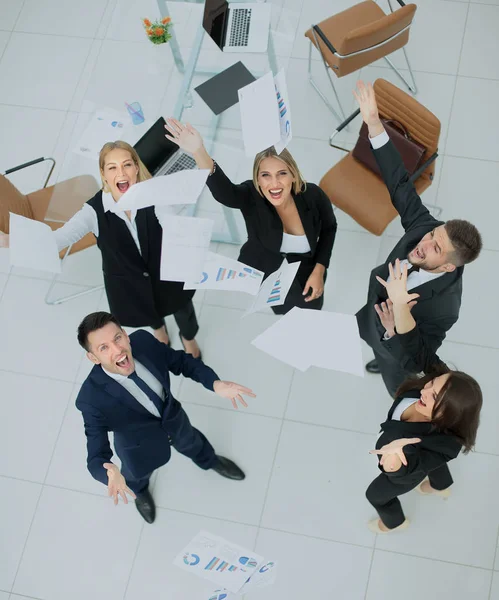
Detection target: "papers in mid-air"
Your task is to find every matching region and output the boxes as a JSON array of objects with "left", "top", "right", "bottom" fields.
[
  {"left": 244, "top": 260, "right": 300, "bottom": 316},
  {"left": 9, "top": 213, "right": 61, "bottom": 274}
]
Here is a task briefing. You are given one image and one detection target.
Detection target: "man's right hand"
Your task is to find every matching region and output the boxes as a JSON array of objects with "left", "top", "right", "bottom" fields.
[
  {"left": 103, "top": 462, "right": 136, "bottom": 505},
  {"left": 353, "top": 81, "right": 385, "bottom": 138},
  {"left": 0, "top": 231, "right": 9, "bottom": 248}
]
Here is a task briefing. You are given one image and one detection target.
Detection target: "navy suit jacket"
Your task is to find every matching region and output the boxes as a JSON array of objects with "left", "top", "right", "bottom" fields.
[{"left": 75, "top": 329, "right": 219, "bottom": 485}]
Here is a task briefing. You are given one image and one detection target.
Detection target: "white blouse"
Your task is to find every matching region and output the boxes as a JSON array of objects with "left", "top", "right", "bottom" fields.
[
  {"left": 280, "top": 232, "right": 311, "bottom": 254},
  {"left": 391, "top": 397, "right": 417, "bottom": 421}
]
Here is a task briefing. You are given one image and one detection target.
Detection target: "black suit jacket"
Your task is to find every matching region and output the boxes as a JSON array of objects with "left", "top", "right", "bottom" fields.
[
  {"left": 375, "top": 392, "right": 462, "bottom": 486},
  {"left": 75, "top": 330, "right": 219, "bottom": 485},
  {"left": 356, "top": 140, "right": 463, "bottom": 374},
  {"left": 206, "top": 163, "right": 337, "bottom": 285}
]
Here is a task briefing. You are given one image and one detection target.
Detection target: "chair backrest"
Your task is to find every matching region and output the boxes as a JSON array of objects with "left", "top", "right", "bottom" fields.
[
  {"left": 339, "top": 3, "right": 417, "bottom": 56},
  {"left": 0, "top": 174, "right": 34, "bottom": 233},
  {"left": 373, "top": 78, "right": 441, "bottom": 183}
]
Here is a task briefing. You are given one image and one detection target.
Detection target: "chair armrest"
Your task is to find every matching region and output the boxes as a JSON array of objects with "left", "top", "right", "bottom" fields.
[
  {"left": 409, "top": 152, "right": 438, "bottom": 183},
  {"left": 329, "top": 108, "right": 361, "bottom": 149},
  {"left": 312, "top": 24, "right": 337, "bottom": 55},
  {"left": 394, "top": 0, "right": 406, "bottom": 6},
  {"left": 4, "top": 157, "right": 56, "bottom": 189}
]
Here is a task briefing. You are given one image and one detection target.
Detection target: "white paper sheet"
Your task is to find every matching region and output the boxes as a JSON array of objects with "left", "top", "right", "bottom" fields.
[
  {"left": 244, "top": 260, "right": 300, "bottom": 316},
  {"left": 160, "top": 216, "right": 213, "bottom": 282},
  {"left": 240, "top": 560, "right": 278, "bottom": 592},
  {"left": 9, "top": 213, "right": 61, "bottom": 274},
  {"left": 173, "top": 530, "right": 264, "bottom": 593},
  {"left": 251, "top": 307, "right": 365, "bottom": 376},
  {"left": 74, "top": 108, "right": 129, "bottom": 160},
  {"left": 273, "top": 69, "right": 293, "bottom": 154},
  {"left": 183, "top": 251, "right": 264, "bottom": 295},
  {"left": 110, "top": 169, "right": 209, "bottom": 213},
  {"left": 238, "top": 71, "right": 281, "bottom": 157}
]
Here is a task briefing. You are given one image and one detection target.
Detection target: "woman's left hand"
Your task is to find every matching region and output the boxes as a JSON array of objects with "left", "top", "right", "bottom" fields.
[
  {"left": 370, "top": 437, "right": 422, "bottom": 467},
  {"left": 303, "top": 268, "right": 324, "bottom": 302},
  {"left": 376, "top": 259, "right": 420, "bottom": 307}
]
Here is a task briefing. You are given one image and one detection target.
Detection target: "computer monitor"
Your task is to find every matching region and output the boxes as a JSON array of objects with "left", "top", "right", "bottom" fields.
[
  {"left": 133, "top": 117, "right": 178, "bottom": 176},
  {"left": 203, "top": 0, "right": 229, "bottom": 50}
]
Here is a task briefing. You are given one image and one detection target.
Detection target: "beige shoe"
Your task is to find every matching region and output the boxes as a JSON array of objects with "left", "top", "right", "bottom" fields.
[
  {"left": 368, "top": 518, "right": 410, "bottom": 534},
  {"left": 415, "top": 478, "right": 451, "bottom": 499}
]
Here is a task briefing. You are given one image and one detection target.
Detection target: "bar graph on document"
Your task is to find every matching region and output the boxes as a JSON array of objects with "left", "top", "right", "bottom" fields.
[
  {"left": 205, "top": 557, "right": 239, "bottom": 572},
  {"left": 267, "top": 279, "right": 281, "bottom": 304},
  {"left": 216, "top": 266, "right": 261, "bottom": 282}
]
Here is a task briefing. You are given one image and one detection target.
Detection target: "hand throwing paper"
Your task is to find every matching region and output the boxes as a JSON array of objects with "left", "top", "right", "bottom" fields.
[
  {"left": 183, "top": 251, "right": 264, "bottom": 295},
  {"left": 173, "top": 530, "right": 264, "bottom": 593},
  {"left": 110, "top": 169, "right": 209, "bottom": 213},
  {"left": 9, "top": 213, "right": 61, "bottom": 274}
]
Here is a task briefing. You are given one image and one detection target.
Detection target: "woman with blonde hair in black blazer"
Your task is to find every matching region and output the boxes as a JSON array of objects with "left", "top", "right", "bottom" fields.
[
  {"left": 0, "top": 140, "right": 201, "bottom": 358},
  {"left": 164, "top": 118, "right": 337, "bottom": 315},
  {"left": 366, "top": 366, "right": 482, "bottom": 533}
]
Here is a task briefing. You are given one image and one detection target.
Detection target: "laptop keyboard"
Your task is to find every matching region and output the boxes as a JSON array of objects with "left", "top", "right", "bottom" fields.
[
  {"left": 228, "top": 8, "right": 251, "bottom": 47},
  {"left": 159, "top": 153, "right": 197, "bottom": 176}
]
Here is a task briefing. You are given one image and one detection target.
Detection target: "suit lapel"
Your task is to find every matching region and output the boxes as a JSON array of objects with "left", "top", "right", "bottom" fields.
[{"left": 136, "top": 208, "right": 150, "bottom": 265}]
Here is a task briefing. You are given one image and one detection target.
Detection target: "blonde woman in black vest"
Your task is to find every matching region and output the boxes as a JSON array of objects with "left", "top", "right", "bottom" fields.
[{"left": 0, "top": 141, "right": 201, "bottom": 358}]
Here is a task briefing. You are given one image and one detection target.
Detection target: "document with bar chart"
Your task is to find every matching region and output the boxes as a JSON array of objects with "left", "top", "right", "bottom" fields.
[
  {"left": 183, "top": 251, "right": 264, "bottom": 295},
  {"left": 244, "top": 259, "right": 300, "bottom": 316},
  {"left": 173, "top": 530, "right": 264, "bottom": 592}
]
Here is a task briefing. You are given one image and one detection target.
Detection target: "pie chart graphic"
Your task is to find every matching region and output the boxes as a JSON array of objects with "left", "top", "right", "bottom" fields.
[
  {"left": 183, "top": 553, "right": 200, "bottom": 566},
  {"left": 209, "top": 592, "right": 227, "bottom": 600},
  {"left": 239, "top": 556, "right": 257, "bottom": 568}
]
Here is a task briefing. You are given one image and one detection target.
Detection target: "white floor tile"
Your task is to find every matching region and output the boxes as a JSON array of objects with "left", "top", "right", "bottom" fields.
[
  {"left": 375, "top": 452, "right": 499, "bottom": 569},
  {"left": 459, "top": 4, "right": 499, "bottom": 79},
  {"left": 438, "top": 341, "right": 499, "bottom": 455},
  {"left": 0, "top": 272, "right": 6, "bottom": 296},
  {"left": 180, "top": 304, "right": 294, "bottom": 419},
  {"left": 15, "top": 0, "right": 107, "bottom": 37},
  {"left": 437, "top": 157, "right": 499, "bottom": 251},
  {"left": 0, "top": 30, "right": 10, "bottom": 56},
  {"left": 0, "top": 371, "right": 72, "bottom": 481},
  {"left": 0, "top": 0, "right": 23, "bottom": 30},
  {"left": 125, "top": 509, "right": 258, "bottom": 600},
  {"left": 446, "top": 77, "right": 499, "bottom": 162},
  {"left": 13, "top": 486, "right": 142, "bottom": 600},
  {"left": 261, "top": 421, "right": 378, "bottom": 547},
  {"left": 249, "top": 528, "right": 372, "bottom": 600},
  {"left": 153, "top": 403, "right": 281, "bottom": 525},
  {"left": 445, "top": 249, "right": 499, "bottom": 348},
  {"left": 0, "top": 476, "right": 41, "bottom": 591},
  {"left": 0, "top": 33, "right": 93, "bottom": 110},
  {"left": 0, "top": 592, "right": 7, "bottom": 600},
  {"left": 366, "top": 551, "right": 492, "bottom": 600},
  {"left": 0, "top": 276, "right": 102, "bottom": 381}
]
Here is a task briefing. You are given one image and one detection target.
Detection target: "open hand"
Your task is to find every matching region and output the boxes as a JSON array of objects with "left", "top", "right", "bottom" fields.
[
  {"left": 374, "top": 298, "right": 396, "bottom": 338},
  {"left": 0, "top": 231, "right": 9, "bottom": 248},
  {"left": 164, "top": 118, "right": 204, "bottom": 154},
  {"left": 353, "top": 81, "right": 380, "bottom": 127},
  {"left": 213, "top": 380, "right": 256, "bottom": 409},
  {"left": 369, "top": 437, "right": 422, "bottom": 467},
  {"left": 104, "top": 463, "right": 137, "bottom": 505},
  {"left": 376, "top": 259, "right": 420, "bottom": 307}
]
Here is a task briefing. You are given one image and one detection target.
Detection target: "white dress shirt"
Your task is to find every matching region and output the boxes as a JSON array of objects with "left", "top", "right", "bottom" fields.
[
  {"left": 391, "top": 397, "right": 417, "bottom": 421},
  {"left": 280, "top": 232, "right": 311, "bottom": 254},
  {"left": 103, "top": 360, "right": 165, "bottom": 418}
]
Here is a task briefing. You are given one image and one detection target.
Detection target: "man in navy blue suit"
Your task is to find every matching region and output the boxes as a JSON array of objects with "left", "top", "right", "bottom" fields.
[{"left": 76, "top": 311, "right": 255, "bottom": 524}]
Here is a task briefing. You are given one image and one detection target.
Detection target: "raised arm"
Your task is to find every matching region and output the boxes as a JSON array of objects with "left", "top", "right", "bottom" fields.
[
  {"left": 165, "top": 118, "right": 251, "bottom": 210},
  {"left": 353, "top": 81, "right": 437, "bottom": 233}
]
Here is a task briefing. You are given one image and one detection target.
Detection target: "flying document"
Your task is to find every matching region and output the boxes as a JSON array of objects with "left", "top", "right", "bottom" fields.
[
  {"left": 160, "top": 215, "right": 213, "bottom": 282},
  {"left": 183, "top": 251, "right": 264, "bottom": 295},
  {"left": 9, "top": 213, "right": 61, "bottom": 274},
  {"left": 110, "top": 169, "right": 209, "bottom": 212},
  {"left": 244, "top": 259, "right": 300, "bottom": 316},
  {"left": 273, "top": 68, "right": 292, "bottom": 154}
]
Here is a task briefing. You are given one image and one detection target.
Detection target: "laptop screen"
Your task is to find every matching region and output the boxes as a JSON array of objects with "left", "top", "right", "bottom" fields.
[
  {"left": 133, "top": 117, "right": 177, "bottom": 175},
  {"left": 203, "top": 0, "right": 229, "bottom": 50}
]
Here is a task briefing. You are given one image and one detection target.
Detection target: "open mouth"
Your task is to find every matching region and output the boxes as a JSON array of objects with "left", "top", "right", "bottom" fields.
[
  {"left": 116, "top": 180, "right": 130, "bottom": 193},
  {"left": 115, "top": 354, "right": 130, "bottom": 369},
  {"left": 268, "top": 188, "right": 283, "bottom": 201},
  {"left": 418, "top": 397, "right": 427, "bottom": 407},
  {"left": 414, "top": 246, "right": 424, "bottom": 260}
]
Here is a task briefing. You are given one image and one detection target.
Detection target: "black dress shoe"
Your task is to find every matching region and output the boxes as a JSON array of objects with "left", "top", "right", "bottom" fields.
[
  {"left": 211, "top": 456, "right": 245, "bottom": 481},
  {"left": 365, "top": 359, "right": 381, "bottom": 374},
  {"left": 135, "top": 489, "right": 156, "bottom": 524}
]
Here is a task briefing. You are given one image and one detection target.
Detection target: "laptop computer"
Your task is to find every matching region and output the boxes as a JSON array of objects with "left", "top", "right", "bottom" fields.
[
  {"left": 203, "top": 0, "right": 271, "bottom": 53},
  {"left": 133, "top": 117, "right": 196, "bottom": 177}
]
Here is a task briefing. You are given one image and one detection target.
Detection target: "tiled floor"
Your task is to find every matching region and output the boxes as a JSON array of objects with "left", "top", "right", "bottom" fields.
[{"left": 1, "top": 0, "right": 498, "bottom": 598}]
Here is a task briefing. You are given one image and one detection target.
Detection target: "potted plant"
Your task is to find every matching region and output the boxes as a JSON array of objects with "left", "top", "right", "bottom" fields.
[{"left": 142, "top": 16, "right": 172, "bottom": 45}]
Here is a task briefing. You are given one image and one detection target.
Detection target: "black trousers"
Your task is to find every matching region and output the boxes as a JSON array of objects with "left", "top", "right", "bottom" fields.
[
  {"left": 121, "top": 400, "right": 216, "bottom": 495},
  {"left": 150, "top": 299, "right": 199, "bottom": 340},
  {"left": 366, "top": 463, "right": 454, "bottom": 529},
  {"left": 373, "top": 349, "right": 415, "bottom": 398}
]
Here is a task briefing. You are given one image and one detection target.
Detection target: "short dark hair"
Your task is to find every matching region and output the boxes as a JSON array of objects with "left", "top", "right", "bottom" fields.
[
  {"left": 396, "top": 368, "right": 483, "bottom": 453},
  {"left": 444, "top": 219, "right": 482, "bottom": 266},
  {"left": 77, "top": 311, "right": 122, "bottom": 352}
]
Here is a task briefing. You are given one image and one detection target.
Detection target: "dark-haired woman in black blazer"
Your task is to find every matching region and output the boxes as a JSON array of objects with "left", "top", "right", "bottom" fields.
[
  {"left": 366, "top": 366, "right": 482, "bottom": 533},
  {"left": 164, "top": 118, "right": 337, "bottom": 315}
]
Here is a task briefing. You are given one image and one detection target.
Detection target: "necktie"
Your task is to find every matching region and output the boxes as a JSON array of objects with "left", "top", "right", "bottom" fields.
[{"left": 128, "top": 371, "right": 164, "bottom": 417}]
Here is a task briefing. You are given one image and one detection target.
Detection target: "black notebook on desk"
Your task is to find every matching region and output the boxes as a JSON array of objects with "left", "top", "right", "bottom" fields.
[{"left": 194, "top": 61, "right": 256, "bottom": 115}]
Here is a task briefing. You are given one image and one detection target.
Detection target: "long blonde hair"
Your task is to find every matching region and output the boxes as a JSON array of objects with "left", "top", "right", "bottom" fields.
[
  {"left": 252, "top": 147, "right": 306, "bottom": 196},
  {"left": 99, "top": 140, "right": 151, "bottom": 192}
]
